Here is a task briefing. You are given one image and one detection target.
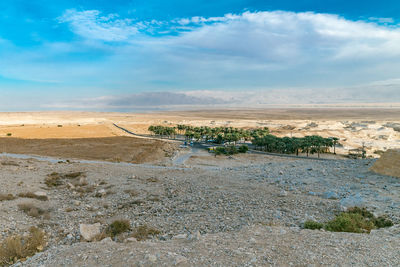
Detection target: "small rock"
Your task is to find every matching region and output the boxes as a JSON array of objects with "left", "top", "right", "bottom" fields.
[
  {"left": 174, "top": 255, "right": 188, "bottom": 265},
  {"left": 67, "top": 182, "right": 75, "bottom": 189},
  {"left": 322, "top": 191, "right": 339, "bottom": 200},
  {"left": 34, "top": 191, "right": 47, "bottom": 198},
  {"left": 100, "top": 237, "right": 113, "bottom": 243},
  {"left": 96, "top": 189, "right": 107, "bottom": 197},
  {"left": 172, "top": 233, "right": 188, "bottom": 240},
  {"left": 279, "top": 190, "right": 287, "bottom": 197},
  {"left": 145, "top": 254, "right": 157, "bottom": 263}
]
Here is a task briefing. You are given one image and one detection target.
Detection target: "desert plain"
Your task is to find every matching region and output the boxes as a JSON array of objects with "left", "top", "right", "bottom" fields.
[{"left": 0, "top": 108, "right": 399, "bottom": 266}]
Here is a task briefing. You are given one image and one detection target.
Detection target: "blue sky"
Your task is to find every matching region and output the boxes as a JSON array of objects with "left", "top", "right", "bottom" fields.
[{"left": 1, "top": 0, "right": 400, "bottom": 110}]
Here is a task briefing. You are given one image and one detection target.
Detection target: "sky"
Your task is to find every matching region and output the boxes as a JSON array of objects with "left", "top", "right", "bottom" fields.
[{"left": 1, "top": 0, "right": 400, "bottom": 111}]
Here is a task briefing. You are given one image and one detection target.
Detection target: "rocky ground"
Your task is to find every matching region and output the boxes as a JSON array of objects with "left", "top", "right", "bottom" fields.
[{"left": 0, "top": 151, "right": 399, "bottom": 266}]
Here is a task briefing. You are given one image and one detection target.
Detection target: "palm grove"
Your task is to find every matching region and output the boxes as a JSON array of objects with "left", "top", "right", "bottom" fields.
[{"left": 148, "top": 125, "right": 339, "bottom": 157}]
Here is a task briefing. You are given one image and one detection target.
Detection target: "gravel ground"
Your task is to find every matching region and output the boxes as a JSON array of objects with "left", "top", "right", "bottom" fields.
[{"left": 0, "top": 152, "right": 398, "bottom": 266}]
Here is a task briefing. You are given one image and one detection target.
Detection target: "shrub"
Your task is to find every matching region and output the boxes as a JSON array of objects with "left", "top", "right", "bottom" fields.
[
  {"left": 325, "top": 212, "right": 375, "bottom": 233},
  {"left": 105, "top": 220, "right": 131, "bottom": 238},
  {"left": 18, "top": 192, "right": 48, "bottom": 201},
  {"left": 373, "top": 216, "right": 394, "bottom": 228},
  {"left": 124, "top": 189, "right": 139, "bottom": 197},
  {"left": 238, "top": 145, "right": 249, "bottom": 153},
  {"left": 6, "top": 133, "right": 11, "bottom": 137},
  {"left": 225, "top": 145, "right": 238, "bottom": 155},
  {"left": 0, "top": 227, "right": 46, "bottom": 266},
  {"left": 304, "top": 207, "right": 394, "bottom": 233},
  {"left": 214, "top": 147, "right": 226, "bottom": 155},
  {"left": 45, "top": 172, "right": 85, "bottom": 187},
  {"left": 18, "top": 203, "right": 50, "bottom": 219},
  {"left": 0, "top": 194, "right": 16, "bottom": 201},
  {"left": 44, "top": 173, "right": 63, "bottom": 187},
  {"left": 304, "top": 220, "right": 323, "bottom": 230},
  {"left": 131, "top": 225, "right": 160, "bottom": 241}
]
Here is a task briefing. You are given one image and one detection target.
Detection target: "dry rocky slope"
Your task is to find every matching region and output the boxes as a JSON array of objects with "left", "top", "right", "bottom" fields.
[
  {"left": 370, "top": 149, "right": 400, "bottom": 178},
  {"left": 0, "top": 149, "right": 398, "bottom": 266}
]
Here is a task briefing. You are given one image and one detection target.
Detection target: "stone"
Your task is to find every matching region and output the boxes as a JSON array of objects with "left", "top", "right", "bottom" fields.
[
  {"left": 145, "top": 254, "right": 157, "bottom": 263},
  {"left": 80, "top": 223, "right": 101, "bottom": 241},
  {"left": 34, "top": 191, "right": 47, "bottom": 198},
  {"left": 174, "top": 255, "right": 188, "bottom": 265},
  {"left": 79, "top": 177, "right": 87, "bottom": 186},
  {"left": 67, "top": 182, "right": 75, "bottom": 189},
  {"left": 96, "top": 189, "right": 107, "bottom": 197},
  {"left": 322, "top": 191, "right": 339, "bottom": 199},
  {"left": 172, "top": 233, "right": 188, "bottom": 240},
  {"left": 100, "top": 237, "right": 113, "bottom": 243},
  {"left": 278, "top": 190, "right": 287, "bottom": 197}
]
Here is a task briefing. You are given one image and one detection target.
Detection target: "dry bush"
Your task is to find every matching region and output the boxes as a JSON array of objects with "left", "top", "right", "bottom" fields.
[
  {"left": 75, "top": 185, "right": 95, "bottom": 194},
  {"left": 124, "top": 189, "right": 139, "bottom": 197},
  {"left": 0, "top": 194, "right": 16, "bottom": 201},
  {"left": 65, "top": 207, "right": 73, "bottom": 212},
  {"left": 131, "top": 225, "right": 160, "bottom": 241},
  {"left": 18, "top": 203, "right": 50, "bottom": 219},
  {"left": 146, "top": 195, "right": 161, "bottom": 202},
  {"left": 45, "top": 172, "right": 85, "bottom": 187},
  {"left": 0, "top": 227, "right": 46, "bottom": 265},
  {"left": 0, "top": 161, "right": 19, "bottom": 166},
  {"left": 146, "top": 177, "right": 159, "bottom": 183},
  {"left": 44, "top": 173, "right": 63, "bottom": 187},
  {"left": 63, "top": 172, "right": 84, "bottom": 179},
  {"left": 18, "top": 192, "right": 48, "bottom": 201}
]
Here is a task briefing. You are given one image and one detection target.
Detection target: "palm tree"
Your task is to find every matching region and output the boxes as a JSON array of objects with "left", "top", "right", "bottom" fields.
[{"left": 331, "top": 137, "right": 339, "bottom": 154}]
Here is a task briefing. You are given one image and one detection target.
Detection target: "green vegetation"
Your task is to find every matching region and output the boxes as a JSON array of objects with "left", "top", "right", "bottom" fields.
[
  {"left": 304, "top": 207, "right": 393, "bottom": 233},
  {"left": 6, "top": 133, "right": 12, "bottom": 137},
  {"left": 252, "top": 135, "right": 335, "bottom": 158},
  {"left": 148, "top": 124, "right": 338, "bottom": 157},
  {"left": 238, "top": 144, "right": 249, "bottom": 153},
  {"left": 149, "top": 125, "right": 269, "bottom": 144},
  {"left": 304, "top": 220, "right": 324, "bottom": 230},
  {"left": 210, "top": 145, "right": 248, "bottom": 156},
  {"left": 105, "top": 220, "right": 131, "bottom": 238}
]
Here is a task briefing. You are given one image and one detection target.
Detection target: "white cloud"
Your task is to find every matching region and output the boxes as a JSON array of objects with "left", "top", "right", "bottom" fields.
[
  {"left": 58, "top": 9, "right": 138, "bottom": 41},
  {"left": 2, "top": 10, "right": 400, "bottom": 110},
  {"left": 369, "top": 17, "right": 395, "bottom": 24}
]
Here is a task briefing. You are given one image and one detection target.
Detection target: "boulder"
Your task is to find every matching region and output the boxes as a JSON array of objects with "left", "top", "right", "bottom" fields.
[
  {"left": 370, "top": 149, "right": 400, "bottom": 178},
  {"left": 80, "top": 223, "right": 101, "bottom": 241}
]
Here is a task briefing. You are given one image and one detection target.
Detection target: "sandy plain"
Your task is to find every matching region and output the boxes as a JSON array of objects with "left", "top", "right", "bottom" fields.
[{"left": 1, "top": 108, "right": 399, "bottom": 159}]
